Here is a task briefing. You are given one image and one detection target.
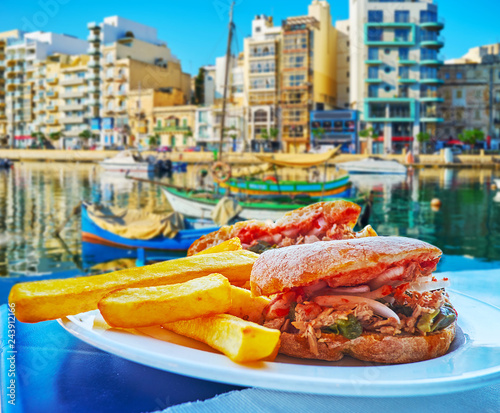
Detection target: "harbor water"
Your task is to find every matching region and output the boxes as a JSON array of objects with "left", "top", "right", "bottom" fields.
[{"left": 0, "top": 162, "right": 499, "bottom": 303}]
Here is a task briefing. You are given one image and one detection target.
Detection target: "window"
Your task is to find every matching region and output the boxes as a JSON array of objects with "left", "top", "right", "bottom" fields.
[
  {"left": 368, "top": 10, "right": 383, "bottom": 23},
  {"left": 399, "top": 48, "right": 409, "bottom": 60},
  {"left": 398, "top": 85, "right": 409, "bottom": 98},
  {"left": 456, "top": 73, "right": 463, "bottom": 79},
  {"left": 367, "top": 28, "right": 383, "bottom": 41},
  {"left": 456, "top": 90, "right": 463, "bottom": 98},
  {"left": 368, "top": 66, "right": 379, "bottom": 79},
  {"left": 395, "top": 11, "right": 409, "bottom": 23},
  {"left": 347, "top": 71, "right": 350, "bottom": 78},
  {"left": 420, "top": 10, "right": 437, "bottom": 23},
  {"left": 254, "top": 109, "right": 267, "bottom": 123},
  {"left": 475, "top": 90, "right": 482, "bottom": 99},
  {"left": 395, "top": 29, "right": 410, "bottom": 42},
  {"left": 475, "top": 110, "right": 481, "bottom": 120},
  {"left": 369, "top": 85, "right": 379, "bottom": 97},
  {"left": 445, "top": 72, "right": 450, "bottom": 79},
  {"left": 384, "top": 67, "right": 391, "bottom": 74},
  {"left": 368, "top": 47, "right": 379, "bottom": 60},
  {"left": 384, "top": 48, "right": 390, "bottom": 55},
  {"left": 399, "top": 66, "right": 409, "bottom": 79},
  {"left": 385, "top": 86, "right": 391, "bottom": 92}
]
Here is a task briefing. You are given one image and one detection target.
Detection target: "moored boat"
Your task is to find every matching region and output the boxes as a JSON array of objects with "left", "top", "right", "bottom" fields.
[
  {"left": 81, "top": 202, "right": 219, "bottom": 252},
  {"left": 99, "top": 150, "right": 155, "bottom": 174},
  {"left": 161, "top": 186, "right": 363, "bottom": 221},
  {"left": 336, "top": 157, "right": 407, "bottom": 174}
]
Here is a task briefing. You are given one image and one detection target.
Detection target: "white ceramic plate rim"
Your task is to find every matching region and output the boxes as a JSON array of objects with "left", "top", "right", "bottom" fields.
[{"left": 58, "top": 290, "right": 500, "bottom": 397}]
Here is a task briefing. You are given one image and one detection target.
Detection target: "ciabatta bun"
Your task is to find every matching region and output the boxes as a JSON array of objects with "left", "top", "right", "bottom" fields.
[
  {"left": 251, "top": 236, "right": 442, "bottom": 296},
  {"left": 280, "top": 323, "right": 456, "bottom": 364},
  {"left": 187, "top": 200, "right": 362, "bottom": 255}
]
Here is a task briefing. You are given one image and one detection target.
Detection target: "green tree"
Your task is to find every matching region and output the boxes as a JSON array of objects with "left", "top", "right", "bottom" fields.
[
  {"left": 260, "top": 129, "right": 269, "bottom": 140},
  {"left": 458, "top": 129, "right": 485, "bottom": 148},
  {"left": 312, "top": 127, "right": 326, "bottom": 141},
  {"left": 193, "top": 67, "right": 205, "bottom": 105},
  {"left": 78, "top": 130, "right": 92, "bottom": 140},
  {"left": 269, "top": 127, "right": 279, "bottom": 140},
  {"left": 148, "top": 134, "right": 160, "bottom": 148},
  {"left": 359, "top": 127, "right": 378, "bottom": 154},
  {"left": 416, "top": 131, "right": 431, "bottom": 154},
  {"left": 49, "top": 131, "right": 61, "bottom": 141}
]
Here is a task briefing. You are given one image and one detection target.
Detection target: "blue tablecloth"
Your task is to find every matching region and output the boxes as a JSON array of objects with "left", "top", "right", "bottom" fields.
[{"left": 1, "top": 269, "right": 499, "bottom": 413}]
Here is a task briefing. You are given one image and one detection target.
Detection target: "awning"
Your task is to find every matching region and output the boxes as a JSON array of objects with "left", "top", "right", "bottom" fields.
[
  {"left": 446, "top": 140, "right": 463, "bottom": 145},
  {"left": 255, "top": 147, "right": 340, "bottom": 168},
  {"left": 374, "top": 136, "right": 414, "bottom": 142},
  {"left": 15, "top": 135, "right": 34, "bottom": 140}
]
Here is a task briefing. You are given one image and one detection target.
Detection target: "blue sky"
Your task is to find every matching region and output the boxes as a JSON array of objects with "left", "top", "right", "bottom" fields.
[{"left": 1, "top": 0, "right": 499, "bottom": 75}]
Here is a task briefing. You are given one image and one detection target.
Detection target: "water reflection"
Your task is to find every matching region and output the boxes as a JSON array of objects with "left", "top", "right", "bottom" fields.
[{"left": 0, "top": 163, "right": 499, "bottom": 281}]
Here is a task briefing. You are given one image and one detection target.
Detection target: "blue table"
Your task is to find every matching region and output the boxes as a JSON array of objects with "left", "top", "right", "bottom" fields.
[
  {"left": 0, "top": 305, "right": 242, "bottom": 413},
  {"left": 1, "top": 269, "right": 499, "bottom": 413}
]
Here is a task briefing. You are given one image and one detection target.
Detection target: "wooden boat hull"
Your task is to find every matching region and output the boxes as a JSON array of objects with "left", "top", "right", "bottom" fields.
[
  {"left": 81, "top": 204, "right": 219, "bottom": 251},
  {"left": 217, "top": 175, "right": 352, "bottom": 197},
  {"left": 161, "top": 187, "right": 362, "bottom": 221}
]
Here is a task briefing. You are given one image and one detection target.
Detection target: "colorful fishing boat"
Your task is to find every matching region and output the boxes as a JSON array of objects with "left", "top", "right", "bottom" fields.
[
  {"left": 161, "top": 186, "right": 363, "bottom": 222},
  {"left": 81, "top": 203, "right": 219, "bottom": 252},
  {"left": 215, "top": 149, "right": 352, "bottom": 198}
]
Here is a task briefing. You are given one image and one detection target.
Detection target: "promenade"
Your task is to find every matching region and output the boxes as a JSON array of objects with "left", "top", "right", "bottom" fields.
[{"left": 0, "top": 149, "right": 499, "bottom": 168}]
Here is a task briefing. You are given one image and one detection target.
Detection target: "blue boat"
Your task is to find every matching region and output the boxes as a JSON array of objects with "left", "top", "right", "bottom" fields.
[{"left": 81, "top": 203, "right": 219, "bottom": 252}]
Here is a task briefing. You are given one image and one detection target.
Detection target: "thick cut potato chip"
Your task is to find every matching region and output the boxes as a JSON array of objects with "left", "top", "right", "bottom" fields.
[
  {"left": 194, "top": 237, "right": 241, "bottom": 255},
  {"left": 227, "top": 286, "right": 270, "bottom": 324},
  {"left": 9, "top": 250, "right": 258, "bottom": 323},
  {"left": 163, "top": 314, "right": 281, "bottom": 363},
  {"left": 99, "top": 274, "right": 232, "bottom": 328}
]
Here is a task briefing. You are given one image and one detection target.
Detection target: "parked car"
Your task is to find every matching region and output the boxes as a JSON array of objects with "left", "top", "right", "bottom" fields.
[{"left": 157, "top": 146, "right": 172, "bottom": 153}]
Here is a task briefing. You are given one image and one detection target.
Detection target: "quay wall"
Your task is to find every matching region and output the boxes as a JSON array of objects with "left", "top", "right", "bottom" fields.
[{"left": 0, "top": 149, "right": 499, "bottom": 168}]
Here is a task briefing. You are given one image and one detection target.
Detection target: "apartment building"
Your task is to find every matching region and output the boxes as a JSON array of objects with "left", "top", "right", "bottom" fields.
[
  {"left": 153, "top": 105, "right": 197, "bottom": 148},
  {"left": 349, "top": 0, "right": 444, "bottom": 154},
  {"left": 194, "top": 104, "right": 245, "bottom": 151},
  {"left": 87, "top": 16, "right": 191, "bottom": 147},
  {"left": 243, "top": 15, "right": 281, "bottom": 147},
  {"left": 280, "top": 1, "right": 337, "bottom": 152},
  {"left": 438, "top": 53, "right": 500, "bottom": 150},
  {"left": 1, "top": 30, "right": 87, "bottom": 147}
]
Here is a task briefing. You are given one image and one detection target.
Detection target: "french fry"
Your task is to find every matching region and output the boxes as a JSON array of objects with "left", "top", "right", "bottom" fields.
[
  {"left": 195, "top": 237, "right": 242, "bottom": 255},
  {"left": 163, "top": 314, "right": 281, "bottom": 363},
  {"left": 227, "top": 286, "right": 270, "bottom": 324},
  {"left": 9, "top": 250, "right": 258, "bottom": 323},
  {"left": 98, "top": 274, "right": 232, "bottom": 328}
]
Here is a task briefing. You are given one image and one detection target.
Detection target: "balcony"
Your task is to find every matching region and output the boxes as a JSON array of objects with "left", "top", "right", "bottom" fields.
[
  {"left": 14, "top": 115, "right": 25, "bottom": 122},
  {"left": 420, "top": 116, "right": 444, "bottom": 122},
  {"left": 420, "top": 17, "right": 445, "bottom": 31},
  {"left": 86, "top": 72, "right": 100, "bottom": 81},
  {"left": 35, "top": 105, "right": 45, "bottom": 113},
  {"left": 46, "top": 104, "right": 58, "bottom": 112},
  {"left": 365, "top": 78, "right": 382, "bottom": 83},
  {"left": 116, "top": 75, "right": 127, "bottom": 82},
  {"left": 420, "top": 58, "right": 444, "bottom": 66},
  {"left": 61, "top": 103, "right": 85, "bottom": 111},
  {"left": 88, "top": 46, "right": 101, "bottom": 55},
  {"left": 365, "top": 59, "right": 383, "bottom": 65},
  {"left": 87, "top": 33, "right": 101, "bottom": 43},
  {"left": 46, "top": 77, "right": 58, "bottom": 85},
  {"left": 88, "top": 98, "right": 100, "bottom": 106},
  {"left": 420, "top": 77, "right": 444, "bottom": 84},
  {"left": 398, "top": 78, "right": 417, "bottom": 84},
  {"left": 46, "top": 118, "right": 59, "bottom": 125},
  {"left": 365, "top": 23, "right": 417, "bottom": 47},
  {"left": 153, "top": 125, "right": 192, "bottom": 134},
  {"left": 420, "top": 35, "right": 445, "bottom": 49},
  {"left": 60, "top": 77, "right": 85, "bottom": 86},
  {"left": 60, "top": 116, "right": 85, "bottom": 124},
  {"left": 420, "top": 92, "right": 444, "bottom": 102},
  {"left": 398, "top": 58, "right": 417, "bottom": 65},
  {"left": 33, "top": 94, "right": 45, "bottom": 102},
  {"left": 47, "top": 91, "right": 58, "bottom": 98},
  {"left": 88, "top": 60, "right": 100, "bottom": 69},
  {"left": 88, "top": 85, "right": 100, "bottom": 94},
  {"left": 60, "top": 91, "right": 86, "bottom": 99}
]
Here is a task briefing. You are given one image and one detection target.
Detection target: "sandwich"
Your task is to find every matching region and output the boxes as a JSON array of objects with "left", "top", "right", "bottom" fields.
[
  {"left": 250, "top": 236, "right": 457, "bottom": 364},
  {"left": 188, "top": 200, "right": 377, "bottom": 256}
]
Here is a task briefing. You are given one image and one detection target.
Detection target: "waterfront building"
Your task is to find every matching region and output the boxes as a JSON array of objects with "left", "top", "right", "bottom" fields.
[
  {"left": 438, "top": 51, "right": 500, "bottom": 150},
  {"left": 348, "top": 0, "right": 445, "bottom": 154},
  {"left": 0, "top": 30, "right": 87, "bottom": 147},
  {"left": 243, "top": 15, "right": 281, "bottom": 148},
  {"left": 127, "top": 87, "right": 187, "bottom": 147},
  {"left": 310, "top": 110, "right": 358, "bottom": 152},
  {"left": 87, "top": 16, "right": 191, "bottom": 148},
  {"left": 194, "top": 104, "right": 245, "bottom": 151},
  {"left": 153, "top": 105, "right": 197, "bottom": 148},
  {"left": 280, "top": 0, "right": 337, "bottom": 153}
]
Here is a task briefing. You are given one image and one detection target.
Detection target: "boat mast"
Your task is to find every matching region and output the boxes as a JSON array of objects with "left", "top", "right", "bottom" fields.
[{"left": 218, "top": 1, "right": 235, "bottom": 161}]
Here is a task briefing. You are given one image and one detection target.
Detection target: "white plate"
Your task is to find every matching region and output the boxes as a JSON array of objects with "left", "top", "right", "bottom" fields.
[{"left": 58, "top": 291, "right": 500, "bottom": 397}]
